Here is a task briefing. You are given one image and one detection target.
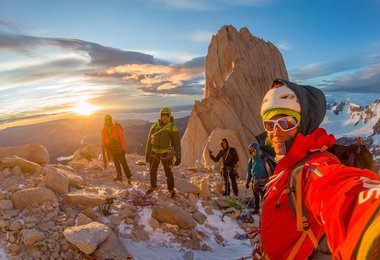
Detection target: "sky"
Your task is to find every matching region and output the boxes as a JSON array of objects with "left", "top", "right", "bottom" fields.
[{"left": 1, "top": 0, "right": 380, "bottom": 129}]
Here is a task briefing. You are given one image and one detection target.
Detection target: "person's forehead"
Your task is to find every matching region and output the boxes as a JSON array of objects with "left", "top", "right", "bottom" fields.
[
  {"left": 270, "top": 114, "right": 289, "bottom": 120},
  {"left": 161, "top": 114, "right": 170, "bottom": 117}
]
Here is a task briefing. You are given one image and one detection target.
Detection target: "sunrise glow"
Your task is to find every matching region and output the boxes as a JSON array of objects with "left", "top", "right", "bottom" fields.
[{"left": 72, "top": 102, "right": 99, "bottom": 116}]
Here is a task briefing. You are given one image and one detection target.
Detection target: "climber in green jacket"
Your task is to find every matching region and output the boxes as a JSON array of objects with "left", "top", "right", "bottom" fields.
[{"left": 145, "top": 107, "right": 181, "bottom": 198}]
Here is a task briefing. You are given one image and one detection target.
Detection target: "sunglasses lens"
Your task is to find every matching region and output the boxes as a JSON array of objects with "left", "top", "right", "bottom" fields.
[
  {"left": 263, "top": 116, "right": 298, "bottom": 132},
  {"left": 278, "top": 116, "right": 298, "bottom": 130},
  {"left": 263, "top": 121, "right": 275, "bottom": 132}
]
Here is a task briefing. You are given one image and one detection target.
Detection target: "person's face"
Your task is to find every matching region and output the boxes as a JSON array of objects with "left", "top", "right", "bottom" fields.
[
  {"left": 264, "top": 114, "right": 299, "bottom": 156},
  {"left": 161, "top": 114, "right": 170, "bottom": 125},
  {"left": 221, "top": 141, "right": 228, "bottom": 149},
  {"left": 249, "top": 147, "right": 256, "bottom": 156},
  {"left": 104, "top": 118, "right": 113, "bottom": 127}
]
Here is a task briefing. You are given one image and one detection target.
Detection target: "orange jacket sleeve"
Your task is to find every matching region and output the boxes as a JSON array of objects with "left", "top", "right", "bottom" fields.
[{"left": 307, "top": 164, "right": 380, "bottom": 258}]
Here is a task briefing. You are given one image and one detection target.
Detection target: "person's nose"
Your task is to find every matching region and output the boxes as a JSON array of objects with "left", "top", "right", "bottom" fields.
[{"left": 272, "top": 124, "right": 282, "bottom": 135}]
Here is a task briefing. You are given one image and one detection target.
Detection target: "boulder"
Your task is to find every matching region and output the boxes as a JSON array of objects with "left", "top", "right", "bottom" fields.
[
  {"left": 63, "top": 221, "right": 111, "bottom": 254},
  {"left": 93, "top": 231, "right": 131, "bottom": 259},
  {"left": 175, "top": 179, "right": 201, "bottom": 195},
  {"left": 45, "top": 167, "right": 69, "bottom": 194},
  {"left": 21, "top": 229, "right": 45, "bottom": 246},
  {"left": 0, "top": 200, "right": 13, "bottom": 210},
  {"left": 199, "top": 180, "right": 211, "bottom": 200},
  {"left": 76, "top": 213, "right": 93, "bottom": 226},
  {"left": 66, "top": 193, "right": 106, "bottom": 208},
  {"left": 0, "top": 156, "right": 41, "bottom": 173},
  {"left": 0, "top": 144, "right": 49, "bottom": 165},
  {"left": 192, "top": 211, "right": 207, "bottom": 225},
  {"left": 151, "top": 204, "right": 197, "bottom": 229},
  {"left": 181, "top": 25, "right": 288, "bottom": 176},
  {"left": 11, "top": 187, "right": 58, "bottom": 209}
]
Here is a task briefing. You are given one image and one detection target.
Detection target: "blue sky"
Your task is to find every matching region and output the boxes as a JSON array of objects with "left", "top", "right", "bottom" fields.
[{"left": 1, "top": 0, "right": 380, "bottom": 128}]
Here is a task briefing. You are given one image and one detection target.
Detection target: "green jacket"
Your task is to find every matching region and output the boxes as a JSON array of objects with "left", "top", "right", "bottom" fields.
[{"left": 145, "top": 119, "right": 181, "bottom": 161}]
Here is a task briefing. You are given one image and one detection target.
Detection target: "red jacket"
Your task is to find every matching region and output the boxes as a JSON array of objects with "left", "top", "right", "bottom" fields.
[
  {"left": 101, "top": 124, "right": 126, "bottom": 152},
  {"left": 260, "top": 128, "right": 379, "bottom": 259}
]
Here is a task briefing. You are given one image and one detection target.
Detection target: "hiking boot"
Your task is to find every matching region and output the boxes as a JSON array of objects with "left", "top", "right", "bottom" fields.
[
  {"left": 126, "top": 179, "right": 132, "bottom": 185},
  {"left": 113, "top": 176, "right": 122, "bottom": 182},
  {"left": 222, "top": 192, "right": 229, "bottom": 196},
  {"left": 146, "top": 186, "right": 158, "bottom": 194},
  {"left": 168, "top": 189, "right": 176, "bottom": 199}
]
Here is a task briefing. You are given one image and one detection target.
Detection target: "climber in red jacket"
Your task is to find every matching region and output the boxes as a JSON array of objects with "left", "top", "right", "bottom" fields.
[
  {"left": 257, "top": 79, "right": 379, "bottom": 259},
  {"left": 101, "top": 114, "right": 132, "bottom": 184}
]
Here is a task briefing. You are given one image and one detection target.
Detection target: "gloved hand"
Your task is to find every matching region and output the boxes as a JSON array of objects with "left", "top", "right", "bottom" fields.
[
  {"left": 245, "top": 183, "right": 250, "bottom": 189},
  {"left": 174, "top": 157, "right": 181, "bottom": 166},
  {"left": 208, "top": 149, "right": 213, "bottom": 156}
]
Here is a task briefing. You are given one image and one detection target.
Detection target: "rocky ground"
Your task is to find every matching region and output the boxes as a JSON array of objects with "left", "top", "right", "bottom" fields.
[{"left": 0, "top": 144, "right": 255, "bottom": 260}]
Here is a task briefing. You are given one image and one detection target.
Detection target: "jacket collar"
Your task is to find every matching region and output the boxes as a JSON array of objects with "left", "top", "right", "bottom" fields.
[{"left": 274, "top": 128, "right": 336, "bottom": 174}]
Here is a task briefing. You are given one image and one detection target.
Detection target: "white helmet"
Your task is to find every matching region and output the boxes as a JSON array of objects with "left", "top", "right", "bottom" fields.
[{"left": 260, "top": 84, "right": 301, "bottom": 116}]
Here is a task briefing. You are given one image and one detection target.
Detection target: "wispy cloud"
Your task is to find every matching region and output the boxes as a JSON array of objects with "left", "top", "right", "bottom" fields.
[
  {"left": 277, "top": 40, "right": 290, "bottom": 51},
  {"left": 289, "top": 43, "right": 380, "bottom": 93},
  {"left": 321, "top": 58, "right": 380, "bottom": 93},
  {"left": 191, "top": 31, "right": 212, "bottom": 42},
  {"left": 105, "top": 56, "right": 205, "bottom": 95}
]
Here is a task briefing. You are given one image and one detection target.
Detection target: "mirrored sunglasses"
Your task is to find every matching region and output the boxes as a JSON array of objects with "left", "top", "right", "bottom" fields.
[{"left": 263, "top": 116, "right": 299, "bottom": 133}]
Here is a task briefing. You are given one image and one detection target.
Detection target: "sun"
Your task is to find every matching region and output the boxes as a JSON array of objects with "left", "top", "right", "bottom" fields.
[{"left": 72, "top": 102, "right": 99, "bottom": 116}]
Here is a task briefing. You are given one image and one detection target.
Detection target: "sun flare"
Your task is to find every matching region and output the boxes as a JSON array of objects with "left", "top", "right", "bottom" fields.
[{"left": 72, "top": 102, "right": 99, "bottom": 116}]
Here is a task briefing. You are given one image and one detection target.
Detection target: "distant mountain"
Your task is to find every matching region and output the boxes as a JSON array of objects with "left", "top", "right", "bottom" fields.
[
  {"left": 322, "top": 97, "right": 380, "bottom": 171},
  {"left": 0, "top": 116, "right": 189, "bottom": 163}
]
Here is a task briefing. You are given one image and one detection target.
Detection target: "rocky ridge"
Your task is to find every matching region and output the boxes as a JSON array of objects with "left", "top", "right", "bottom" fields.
[
  {"left": 181, "top": 25, "right": 288, "bottom": 178},
  {"left": 0, "top": 144, "right": 255, "bottom": 259}
]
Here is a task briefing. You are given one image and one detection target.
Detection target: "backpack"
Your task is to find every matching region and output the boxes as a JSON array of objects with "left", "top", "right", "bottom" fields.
[
  {"left": 255, "top": 132, "right": 277, "bottom": 177},
  {"left": 109, "top": 122, "right": 124, "bottom": 153},
  {"left": 260, "top": 145, "right": 276, "bottom": 178},
  {"left": 327, "top": 137, "right": 374, "bottom": 171}
]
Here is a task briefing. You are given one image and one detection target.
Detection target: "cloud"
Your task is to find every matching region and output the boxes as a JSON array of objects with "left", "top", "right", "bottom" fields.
[
  {"left": 0, "top": 32, "right": 157, "bottom": 67},
  {"left": 0, "top": 30, "right": 205, "bottom": 125},
  {"left": 105, "top": 56, "right": 205, "bottom": 95},
  {"left": 321, "top": 59, "right": 380, "bottom": 93},
  {"left": 277, "top": 40, "right": 290, "bottom": 51},
  {"left": 191, "top": 31, "right": 212, "bottom": 42},
  {"left": 290, "top": 56, "right": 369, "bottom": 81}
]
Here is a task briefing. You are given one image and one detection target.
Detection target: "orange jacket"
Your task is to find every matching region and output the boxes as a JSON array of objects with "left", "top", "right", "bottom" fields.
[
  {"left": 260, "top": 128, "right": 380, "bottom": 259},
  {"left": 101, "top": 124, "right": 126, "bottom": 152}
]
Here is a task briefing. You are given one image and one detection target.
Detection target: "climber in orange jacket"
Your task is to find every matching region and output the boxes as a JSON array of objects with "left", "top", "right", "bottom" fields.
[
  {"left": 257, "top": 79, "right": 379, "bottom": 259},
  {"left": 101, "top": 114, "right": 132, "bottom": 184}
]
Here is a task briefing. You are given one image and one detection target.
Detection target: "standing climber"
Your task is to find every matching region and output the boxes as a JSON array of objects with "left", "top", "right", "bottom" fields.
[
  {"left": 209, "top": 138, "right": 239, "bottom": 196},
  {"left": 246, "top": 143, "right": 268, "bottom": 214},
  {"left": 101, "top": 114, "right": 132, "bottom": 184},
  {"left": 145, "top": 107, "right": 181, "bottom": 198}
]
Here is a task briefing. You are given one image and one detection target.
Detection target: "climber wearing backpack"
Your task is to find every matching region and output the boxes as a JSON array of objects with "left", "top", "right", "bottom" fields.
[
  {"left": 101, "top": 114, "right": 132, "bottom": 184},
  {"left": 245, "top": 143, "right": 267, "bottom": 214},
  {"left": 257, "top": 79, "right": 379, "bottom": 259},
  {"left": 145, "top": 107, "right": 181, "bottom": 199}
]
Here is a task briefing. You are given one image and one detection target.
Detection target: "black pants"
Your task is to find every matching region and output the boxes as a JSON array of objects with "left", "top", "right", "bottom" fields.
[
  {"left": 222, "top": 167, "right": 239, "bottom": 196},
  {"left": 149, "top": 153, "right": 174, "bottom": 191},
  {"left": 253, "top": 185, "right": 265, "bottom": 211},
  {"left": 111, "top": 151, "right": 131, "bottom": 179}
]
